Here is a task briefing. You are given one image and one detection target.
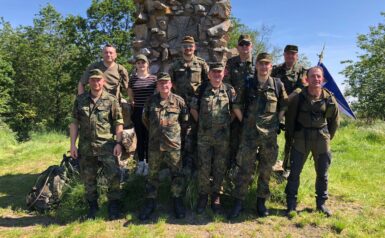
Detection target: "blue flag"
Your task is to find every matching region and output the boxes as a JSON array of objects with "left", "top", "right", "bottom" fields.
[{"left": 318, "top": 63, "right": 356, "bottom": 119}]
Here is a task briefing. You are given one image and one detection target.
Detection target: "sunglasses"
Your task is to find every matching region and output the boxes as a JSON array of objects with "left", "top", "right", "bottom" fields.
[
  {"left": 238, "top": 41, "right": 251, "bottom": 47},
  {"left": 182, "top": 44, "right": 194, "bottom": 49}
]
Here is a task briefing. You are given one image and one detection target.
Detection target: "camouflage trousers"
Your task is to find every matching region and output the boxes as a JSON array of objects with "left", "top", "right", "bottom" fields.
[
  {"left": 146, "top": 149, "right": 185, "bottom": 198},
  {"left": 79, "top": 154, "right": 121, "bottom": 202},
  {"left": 197, "top": 129, "right": 230, "bottom": 195},
  {"left": 233, "top": 134, "right": 278, "bottom": 200},
  {"left": 181, "top": 119, "right": 198, "bottom": 172}
]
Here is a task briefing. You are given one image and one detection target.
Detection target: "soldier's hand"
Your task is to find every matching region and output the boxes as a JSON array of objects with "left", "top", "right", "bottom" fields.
[
  {"left": 114, "top": 144, "right": 122, "bottom": 157},
  {"left": 70, "top": 145, "right": 78, "bottom": 159}
]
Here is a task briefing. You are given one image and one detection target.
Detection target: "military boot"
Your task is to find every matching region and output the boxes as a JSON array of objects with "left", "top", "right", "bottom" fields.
[
  {"left": 256, "top": 197, "right": 269, "bottom": 217},
  {"left": 173, "top": 197, "right": 186, "bottom": 219},
  {"left": 139, "top": 198, "right": 156, "bottom": 221},
  {"left": 196, "top": 194, "right": 208, "bottom": 214},
  {"left": 211, "top": 193, "right": 221, "bottom": 213},
  {"left": 316, "top": 200, "right": 332, "bottom": 217},
  {"left": 86, "top": 200, "right": 99, "bottom": 220},
  {"left": 228, "top": 198, "right": 243, "bottom": 220},
  {"left": 108, "top": 200, "right": 121, "bottom": 220}
]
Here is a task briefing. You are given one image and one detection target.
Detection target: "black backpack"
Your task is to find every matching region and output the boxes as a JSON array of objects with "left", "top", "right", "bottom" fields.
[{"left": 26, "top": 154, "right": 80, "bottom": 212}]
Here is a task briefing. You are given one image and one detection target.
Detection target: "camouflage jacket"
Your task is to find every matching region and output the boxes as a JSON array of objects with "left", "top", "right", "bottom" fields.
[
  {"left": 286, "top": 87, "right": 340, "bottom": 140},
  {"left": 142, "top": 93, "right": 188, "bottom": 151},
  {"left": 190, "top": 83, "right": 236, "bottom": 134},
  {"left": 72, "top": 91, "right": 124, "bottom": 156},
  {"left": 224, "top": 56, "right": 254, "bottom": 111},
  {"left": 271, "top": 62, "right": 307, "bottom": 95},
  {"left": 80, "top": 61, "right": 129, "bottom": 98},
  {"left": 243, "top": 77, "right": 288, "bottom": 138},
  {"left": 169, "top": 56, "right": 209, "bottom": 107}
]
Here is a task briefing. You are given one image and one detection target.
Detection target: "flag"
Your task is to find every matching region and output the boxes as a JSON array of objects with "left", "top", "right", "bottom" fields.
[{"left": 318, "top": 62, "right": 356, "bottom": 119}]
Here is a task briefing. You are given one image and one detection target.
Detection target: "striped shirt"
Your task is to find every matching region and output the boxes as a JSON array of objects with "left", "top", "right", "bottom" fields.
[{"left": 129, "top": 73, "right": 157, "bottom": 108}]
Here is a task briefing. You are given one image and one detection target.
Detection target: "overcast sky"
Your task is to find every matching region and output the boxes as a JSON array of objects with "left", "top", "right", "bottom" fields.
[{"left": 1, "top": 0, "right": 384, "bottom": 89}]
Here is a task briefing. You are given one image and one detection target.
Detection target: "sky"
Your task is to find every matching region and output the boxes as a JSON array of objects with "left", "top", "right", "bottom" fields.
[{"left": 0, "top": 0, "right": 384, "bottom": 89}]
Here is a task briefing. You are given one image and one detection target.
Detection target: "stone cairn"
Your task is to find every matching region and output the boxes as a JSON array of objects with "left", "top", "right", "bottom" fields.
[{"left": 132, "top": 0, "right": 232, "bottom": 73}]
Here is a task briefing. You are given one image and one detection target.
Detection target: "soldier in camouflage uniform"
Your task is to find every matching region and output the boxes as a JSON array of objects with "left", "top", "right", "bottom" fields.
[
  {"left": 70, "top": 69, "right": 124, "bottom": 220},
  {"left": 169, "top": 36, "right": 209, "bottom": 175},
  {"left": 271, "top": 45, "right": 308, "bottom": 171},
  {"left": 228, "top": 53, "right": 288, "bottom": 219},
  {"left": 78, "top": 44, "right": 132, "bottom": 129},
  {"left": 285, "top": 66, "right": 339, "bottom": 217},
  {"left": 190, "top": 62, "right": 238, "bottom": 214},
  {"left": 139, "top": 72, "right": 189, "bottom": 221},
  {"left": 224, "top": 34, "right": 254, "bottom": 168}
]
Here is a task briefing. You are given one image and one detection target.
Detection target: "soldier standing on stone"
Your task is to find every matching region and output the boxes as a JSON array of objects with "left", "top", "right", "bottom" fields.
[
  {"left": 139, "top": 72, "right": 189, "bottom": 221},
  {"left": 271, "top": 45, "right": 308, "bottom": 172},
  {"left": 78, "top": 44, "right": 132, "bottom": 129},
  {"left": 169, "top": 36, "right": 209, "bottom": 175},
  {"left": 285, "top": 66, "right": 339, "bottom": 217},
  {"left": 224, "top": 34, "right": 254, "bottom": 168},
  {"left": 190, "top": 62, "right": 239, "bottom": 214},
  {"left": 228, "top": 53, "right": 288, "bottom": 219},
  {"left": 70, "top": 69, "right": 124, "bottom": 220}
]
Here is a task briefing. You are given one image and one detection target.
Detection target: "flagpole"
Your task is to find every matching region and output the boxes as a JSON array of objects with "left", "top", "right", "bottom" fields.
[{"left": 317, "top": 44, "right": 326, "bottom": 64}]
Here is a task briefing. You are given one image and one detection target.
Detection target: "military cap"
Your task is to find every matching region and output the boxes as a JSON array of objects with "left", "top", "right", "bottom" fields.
[
  {"left": 89, "top": 69, "right": 105, "bottom": 79},
  {"left": 238, "top": 34, "right": 252, "bottom": 44},
  {"left": 256, "top": 52, "right": 272, "bottom": 62},
  {"left": 157, "top": 72, "right": 171, "bottom": 81},
  {"left": 284, "top": 45, "right": 298, "bottom": 52},
  {"left": 135, "top": 54, "right": 149, "bottom": 63},
  {"left": 181, "top": 35, "right": 195, "bottom": 44},
  {"left": 208, "top": 62, "right": 225, "bottom": 71}
]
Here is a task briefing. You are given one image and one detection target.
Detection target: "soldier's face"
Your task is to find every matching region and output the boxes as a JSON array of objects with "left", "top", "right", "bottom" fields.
[
  {"left": 284, "top": 51, "right": 298, "bottom": 65},
  {"left": 182, "top": 44, "right": 195, "bottom": 57},
  {"left": 88, "top": 77, "right": 105, "bottom": 92},
  {"left": 103, "top": 46, "right": 117, "bottom": 64},
  {"left": 256, "top": 61, "right": 272, "bottom": 77},
  {"left": 208, "top": 69, "right": 224, "bottom": 88},
  {"left": 157, "top": 80, "right": 172, "bottom": 94},
  {"left": 307, "top": 68, "right": 324, "bottom": 88},
  {"left": 237, "top": 41, "right": 252, "bottom": 56}
]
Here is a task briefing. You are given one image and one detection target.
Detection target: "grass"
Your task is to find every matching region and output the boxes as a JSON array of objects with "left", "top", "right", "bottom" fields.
[{"left": 0, "top": 119, "right": 384, "bottom": 237}]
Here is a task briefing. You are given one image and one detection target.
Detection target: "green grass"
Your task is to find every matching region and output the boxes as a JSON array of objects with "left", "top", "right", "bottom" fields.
[{"left": 0, "top": 119, "right": 384, "bottom": 237}]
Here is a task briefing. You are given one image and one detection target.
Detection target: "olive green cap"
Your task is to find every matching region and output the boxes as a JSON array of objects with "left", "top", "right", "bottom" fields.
[
  {"left": 181, "top": 35, "right": 195, "bottom": 44},
  {"left": 208, "top": 62, "right": 225, "bottom": 71},
  {"left": 156, "top": 72, "right": 171, "bottom": 81},
  {"left": 238, "top": 34, "right": 252, "bottom": 44},
  {"left": 284, "top": 45, "right": 298, "bottom": 52},
  {"left": 89, "top": 69, "right": 105, "bottom": 79},
  {"left": 256, "top": 52, "right": 272, "bottom": 62},
  {"left": 135, "top": 54, "right": 149, "bottom": 63}
]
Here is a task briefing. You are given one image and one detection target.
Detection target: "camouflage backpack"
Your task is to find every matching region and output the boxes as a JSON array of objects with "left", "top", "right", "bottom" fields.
[{"left": 26, "top": 154, "right": 79, "bottom": 212}]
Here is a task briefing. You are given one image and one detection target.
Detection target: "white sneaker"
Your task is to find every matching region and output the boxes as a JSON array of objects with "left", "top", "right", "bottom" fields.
[
  {"left": 136, "top": 161, "right": 145, "bottom": 175},
  {"left": 142, "top": 160, "right": 149, "bottom": 176}
]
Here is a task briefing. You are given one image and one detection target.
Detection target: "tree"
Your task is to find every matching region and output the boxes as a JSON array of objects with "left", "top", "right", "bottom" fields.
[{"left": 341, "top": 12, "right": 385, "bottom": 120}]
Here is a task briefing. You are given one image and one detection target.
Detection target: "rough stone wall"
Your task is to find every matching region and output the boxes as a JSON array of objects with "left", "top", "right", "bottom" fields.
[{"left": 132, "top": 0, "right": 231, "bottom": 73}]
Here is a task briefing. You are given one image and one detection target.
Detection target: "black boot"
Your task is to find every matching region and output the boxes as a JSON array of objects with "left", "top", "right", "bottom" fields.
[
  {"left": 86, "top": 200, "right": 99, "bottom": 220},
  {"left": 316, "top": 200, "right": 332, "bottom": 217},
  {"left": 228, "top": 198, "right": 243, "bottom": 220},
  {"left": 108, "top": 200, "right": 121, "bottom": 220},
  {"left": 196, "top": 194, "right": 208, "bottom": 214},
  {"left": 173, "top": 197, "right": 186, "bottom": 219},
  {"left": 211, "top": 193, "right": 221, "bottom": 213},
  {"left": 139, "top": 198, "right": 156, "bottom": 221},
  {"left": 286, "top": 197, "right": 297, "bottom": 217},
  {"left": 256, "top": 197, "right": 269, "bottom": 217}
]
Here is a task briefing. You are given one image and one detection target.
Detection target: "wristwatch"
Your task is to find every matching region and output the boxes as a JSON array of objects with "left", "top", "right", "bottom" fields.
[{"left": 116, "top": 141, "right": 123, "bottom": 146}]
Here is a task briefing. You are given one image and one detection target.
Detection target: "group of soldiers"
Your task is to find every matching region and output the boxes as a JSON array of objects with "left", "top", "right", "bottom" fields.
[{"left": 69, "top": 34, "right": 339, "bottom": 221}]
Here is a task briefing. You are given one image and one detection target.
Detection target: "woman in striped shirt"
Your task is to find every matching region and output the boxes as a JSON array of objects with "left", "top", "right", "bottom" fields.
[{"left": 128, "top": 54, "right": 157, "bottom": 175}]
